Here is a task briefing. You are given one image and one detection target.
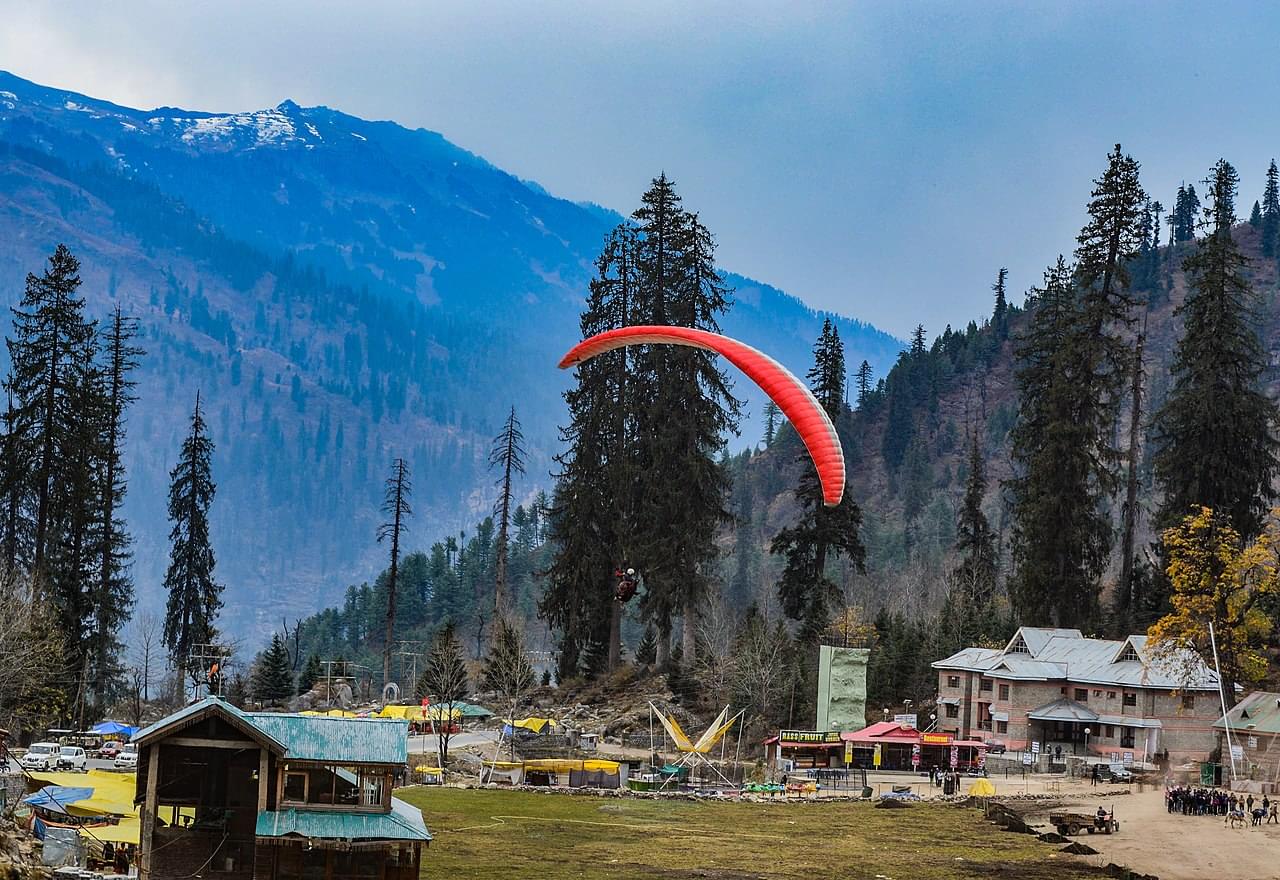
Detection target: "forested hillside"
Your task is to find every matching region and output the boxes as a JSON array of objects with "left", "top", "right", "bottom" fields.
[
  {"left": 0, "top": 71, "right": 901, "bottom": 640},
  {"left": 286, "top": 150, "right": 1280, "bottom": 731}
]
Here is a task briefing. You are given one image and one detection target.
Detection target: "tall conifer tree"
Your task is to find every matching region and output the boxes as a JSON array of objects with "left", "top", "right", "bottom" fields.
[
  {"left": 1262, "top": 159, "right": 1280, "bottom": 257},
  {"left": 489, "top": 407, "right": 526, "bottom": 618},
  {"left": 1153, "top": 159, "right": 1279, "bottom": 543},
  {"left": 771, "top": 320, "right": 865, "bottom": 641},
  {"left": 378, "top": 458, "right": 411, "bottom": 687},
  {"left": 162, "top": 393, "right": 222, "bottom": 674}
]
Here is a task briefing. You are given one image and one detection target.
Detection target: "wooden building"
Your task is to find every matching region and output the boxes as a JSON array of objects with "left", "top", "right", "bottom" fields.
[{"left": 132, "top": 697, "right": 429, "bottom": 880}]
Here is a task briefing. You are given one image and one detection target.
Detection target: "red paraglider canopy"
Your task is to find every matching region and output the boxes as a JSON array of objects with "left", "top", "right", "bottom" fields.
[{"left": 558, "top": 326, "right": 845, "bottom": 506}]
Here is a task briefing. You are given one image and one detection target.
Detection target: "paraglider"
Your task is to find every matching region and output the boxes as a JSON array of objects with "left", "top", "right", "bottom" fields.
[
  {"left": 558, "top": 326, "right": 846, "bottom": 506},
  {"left": 614, "top": 566, "right": 639, "bottom": 602}
]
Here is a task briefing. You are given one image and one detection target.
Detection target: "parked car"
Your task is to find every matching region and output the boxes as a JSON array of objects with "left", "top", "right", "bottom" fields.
[
  {"left": 56, "top": 746, "right": 88, "bottom": 771},
  {"left": 114, "top": 745, "right": 138, "bottom": 770},
  {"left": 96, "top": 741, "right": 124, "bottom": 760},
  {"left": 19, "top": 742, "right": 61, "bottom": 771},
  {"left": 985, "top": 742, "right": 1007, "bottom": 755}
]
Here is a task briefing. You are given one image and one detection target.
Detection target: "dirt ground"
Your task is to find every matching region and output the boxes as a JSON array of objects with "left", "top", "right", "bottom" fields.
[{"left": 1024, "top": 785, "right": 1280, "bottom": 880}]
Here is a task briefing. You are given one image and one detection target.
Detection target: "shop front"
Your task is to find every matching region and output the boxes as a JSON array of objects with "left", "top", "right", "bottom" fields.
[
  {"left": 841, "top": 722, "right": 987, "bottom": 773},
  {"left": 764, "top": 730, "right": 845, "bottom": 771}
]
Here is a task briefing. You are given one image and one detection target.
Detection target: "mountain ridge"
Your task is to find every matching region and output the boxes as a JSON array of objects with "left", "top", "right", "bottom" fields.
[{"left": 0, "top": 69, "right": 902, "bottom": 642}]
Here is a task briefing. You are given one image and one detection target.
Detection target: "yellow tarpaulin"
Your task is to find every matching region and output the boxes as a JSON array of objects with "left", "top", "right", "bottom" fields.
[
  {"left": 300, "top": 709, "right": 358, "bottom": 717},
  {"left": 29, "top": 770, "right": 137, "bottom": 816},
  {"left": 968, "top": 778, "right": 996, "bottom": 796},
  {"left": 520, "top": 758, "right": 620, "bottom": 773},
  {"left": 504, "top": 717, "right": 557, "bottom": 733},
  {"left": 378, "top": 705, "right": 462, "bottom": 721},
  {"left": 81, "top": 816, "right": 140, "bottom": 845}
]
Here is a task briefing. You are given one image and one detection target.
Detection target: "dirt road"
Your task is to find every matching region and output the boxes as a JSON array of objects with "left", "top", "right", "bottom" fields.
[{"left": 1027, "top": 786, "right": 1280, "bottom": 880}]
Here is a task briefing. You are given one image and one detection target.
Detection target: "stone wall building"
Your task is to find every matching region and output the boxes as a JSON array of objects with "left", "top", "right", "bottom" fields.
[
  {"left": 1213, "top": 691, "right": 1280, "bottom": 782},
  {"left": 933, "top": 627, "right": 1219, "bottom": 766}
]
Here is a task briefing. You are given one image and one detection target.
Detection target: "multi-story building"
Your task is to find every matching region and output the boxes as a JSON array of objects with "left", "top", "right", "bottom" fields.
[{"left": 933, "top": 627, "right": 1220, "bottom": 765}]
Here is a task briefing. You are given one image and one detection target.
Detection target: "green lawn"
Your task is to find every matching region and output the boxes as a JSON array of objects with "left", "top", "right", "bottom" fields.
[{"left": 397, "top": 787, "right": 1102, "bottom": 879}]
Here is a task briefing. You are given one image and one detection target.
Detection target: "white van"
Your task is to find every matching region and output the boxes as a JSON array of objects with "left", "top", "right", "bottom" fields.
[{"left": 19, "top": 742, "right": 61, "bottom": 771}]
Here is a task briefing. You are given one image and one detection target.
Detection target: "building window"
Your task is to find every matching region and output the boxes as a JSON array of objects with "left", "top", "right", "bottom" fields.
[
  {"left": 945, "top": 704, "right": 959, "bottom": 718},
  {"left": 996, "top": 720, "right": 1008, "bottom": 734},
  {"left": 1104, "top": 725, "right": 1114, "bottom": 738},
  {"left": 1008, "top": 636, "right": 1030, "bottom": 654},
  {"left": 1074, "top": 688, "right": 1088, "bottom": 702},
  {"left": 1060, "top": 687, "right": 1068, "bottom": 695},
  {"left": 979, "top": 678, "right": 993, "bottom": 692},
  {"left": 283, "top": 772, "right": 308, "bottom": 802},
  {"left": 1120, "top": 728, "right": 1135, "bottom": 748},
  {"left": 1182, "top": 695, "right": 1195, "bottom": 710},
  {"left": 1123, "top": 692, "right": 1137, "bottom": 707},
  {"left": 947, "top": 675, "right": 961, "bottom": 688},
  {"left": 998, "top": 684, "right": 1010, "bottom": 701},
  {"left": 1118, "top": 645, "right": 1139, "bottom": 662},
  {"left": 1107, "top": 691, "right": 1116, "bottom": 699}
]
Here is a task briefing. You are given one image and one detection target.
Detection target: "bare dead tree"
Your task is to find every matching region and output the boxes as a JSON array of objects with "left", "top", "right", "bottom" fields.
[
  {"left": 488, "top": 407, "right": 527, "bottom": 618},
  {"left": 378, "top": 458, "right": 412, "bottom": 690}
]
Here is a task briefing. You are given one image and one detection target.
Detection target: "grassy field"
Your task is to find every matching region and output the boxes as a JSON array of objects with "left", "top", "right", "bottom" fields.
[{"left": 397, "top": 787, "right": 1103, "bottom": 879}]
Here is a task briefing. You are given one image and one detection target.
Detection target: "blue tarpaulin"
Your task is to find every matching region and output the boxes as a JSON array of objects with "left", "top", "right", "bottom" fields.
[
  {"left": 24, "top": 786, "right": 93, "bottom": 815},
  {"left": 88, "top": 721, "right": 136, "bottom": 737}
]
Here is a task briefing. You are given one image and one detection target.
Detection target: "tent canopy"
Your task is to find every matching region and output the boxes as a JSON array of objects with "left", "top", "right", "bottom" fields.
[
  {"left": 88, "top": 720, "right": 136, "bottom": 737},
  {"left": 503, "top": 717, "right": 557, "bottom": 734},
  {"left": 24, "top": 786, "right": 94, "bottom": 815},
  {"left": 968, "top": 778, "right": 997, "bottom": 796},
  {"left": 28, "top": 770, "right": 138, "bottom": 817}
]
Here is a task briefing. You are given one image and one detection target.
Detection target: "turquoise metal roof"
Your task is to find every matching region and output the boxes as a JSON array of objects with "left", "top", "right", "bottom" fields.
[
  {"left": 248, "top": 712, "right": 409, "bottom": 765},
  {"left": 255, "top": 799, "right": 430, "bottom": 842}
]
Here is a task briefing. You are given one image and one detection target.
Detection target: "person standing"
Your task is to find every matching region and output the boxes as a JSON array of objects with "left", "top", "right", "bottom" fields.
[{"left": 1091, "top": 763, "right": 1099, "bottom": 786}]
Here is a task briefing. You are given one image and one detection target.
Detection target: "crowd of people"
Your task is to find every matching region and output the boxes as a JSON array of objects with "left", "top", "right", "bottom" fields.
[{"left": 1165, "top": 786, "right": 1279, "bottom": 825}]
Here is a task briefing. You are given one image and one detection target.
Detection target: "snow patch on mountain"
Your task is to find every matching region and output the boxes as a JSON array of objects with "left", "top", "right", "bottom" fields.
[{"left": 147, "top": 108, "right": 304, "bottom": 148}]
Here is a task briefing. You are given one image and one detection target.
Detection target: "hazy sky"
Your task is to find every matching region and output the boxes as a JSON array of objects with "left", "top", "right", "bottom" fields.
[{"left": 3, "top": 1, "right": 1279, "bottom": 337}]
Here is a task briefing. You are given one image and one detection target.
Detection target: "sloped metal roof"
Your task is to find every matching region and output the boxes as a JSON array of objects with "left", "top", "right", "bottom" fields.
[
  {"left": 132, "top": 697, "right": 286, "bottom": 753},
  {"left": 255, "top": 798, "right": 430, "bottom": 841},
  {"left": 933, "top": 630, "right": 1218, "bottom": 691},
  {"left": 247, "top": 712, "right": 409, "bottom": 765},
  {"left": 1027, "top": 698, "right": 1098, "bottom": 723},
  {"left": 1214, "top": 692, "right": 1280, "bottom": 734}
]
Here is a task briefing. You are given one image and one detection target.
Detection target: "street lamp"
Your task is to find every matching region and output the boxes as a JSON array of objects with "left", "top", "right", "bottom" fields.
[
  {"left": 1083, "top": 727, "right": 1091, "bottom": 757},
  {"left": 882, "top": 707, "right": 889, "bottom": 722}
]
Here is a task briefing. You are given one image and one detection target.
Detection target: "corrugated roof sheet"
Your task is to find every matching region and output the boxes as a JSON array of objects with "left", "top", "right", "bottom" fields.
[
  {"left": 256, "top": 798, "right": 430, "bottom": 841},
  {"left": 1214, "top": 692, "right": 1280, "bottom": 734},
  {"left": 1027, "top": 698, "right": 1098, "bottom": 723},
  {"left": 933, "top": 630, "right": 1217, "bottom": 691},
  {"left": 248, "top": 712, "right": 408, "bottom": 765}
]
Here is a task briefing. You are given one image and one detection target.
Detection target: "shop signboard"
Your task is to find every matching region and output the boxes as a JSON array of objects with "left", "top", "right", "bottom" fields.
[
  {"left": 1248, "top": 736, "right": 1259, "bottom": 750},
  {"left": 1230, "top": 744, "right": 1244, "bottom": 761},
  {"left": 873, "top": 744, "right": 882, "bottom": 768},
  {"left": 911, "top": 744, "right": 921, "bottom": 769},
  {"left": 949, "top": 746, "right": 959, "bottom": 769},
  {"left": 779, "top": 730, "right": 842, "bottom": 744},
  {"left": 977, "top": 750, "right": 987, "bottom": 770},
  {"left": 1123, "top": 752, "right": 1134, "bottom": 767},
  {"left": 893, "top": 713, "right": 918, "bottom": 728},
  {"left": 1031, "top": 741, "right": 1041, "bottom": 754},
  {"left": 1022, "top": 752, "right": 1034, "bottom": 766},
  {"left": 844, "top": 741, "right": 854, "bottom": 764},
  {"left": 922, "top": 733, "right": 953, "bottom": 745}
]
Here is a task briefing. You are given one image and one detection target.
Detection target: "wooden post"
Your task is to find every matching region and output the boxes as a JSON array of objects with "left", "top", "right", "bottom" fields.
[
  {"left": 140, "top": 743, "right": 160, "bottom": 880},
  {"left": 258, "top": 749, "right": 270, "bottom": 813}
]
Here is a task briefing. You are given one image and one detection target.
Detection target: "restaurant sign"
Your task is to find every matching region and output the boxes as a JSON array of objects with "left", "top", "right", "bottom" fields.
[
  {"left": 780, "top": 730, "right": 842, "bottom": 744},
  {"left": 921, "top": 733, "right": 953, "bottom": 745}
]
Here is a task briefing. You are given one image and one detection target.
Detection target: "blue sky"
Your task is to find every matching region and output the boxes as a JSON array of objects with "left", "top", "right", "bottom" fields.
[{"left": 2, "top": 0, "right": 1278, "bottom": 337}]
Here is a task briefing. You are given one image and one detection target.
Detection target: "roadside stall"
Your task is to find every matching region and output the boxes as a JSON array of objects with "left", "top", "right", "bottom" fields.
[
  {"left": 841, "top": 723, "right": 988, "bottom": 773},
  {"left": 764, "top": 730, "right": 844, "bottom": 771}
]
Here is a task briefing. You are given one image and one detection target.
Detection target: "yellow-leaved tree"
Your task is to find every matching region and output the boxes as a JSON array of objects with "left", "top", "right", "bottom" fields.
[{"left": 1149, "top": 506, "right": 1279, "bottom": 708}]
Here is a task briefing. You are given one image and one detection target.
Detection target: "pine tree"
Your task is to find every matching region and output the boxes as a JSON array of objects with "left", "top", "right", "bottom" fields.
[
  {"left": 991, "top": 267, "right": 1009, "bottom": 340},
  {"left": 252, "top": 633, "right": 294, "bottom": 705},
  {"left": 1250, "top": 200, "right": 1263, "bottom": 228},
  {"left": 910, "top": 324, "right": 927, "bottom": 356},
  {"left": 629, "top": 177, "right": 739, "bottom": 667},
  {"left": 542, "top": 227, "right": 633, "bottom": 680},
  {"left": 854, "top": 360, "right": 873, "bottom": 409},
  {"left": 1117, "top": 316, "right": 1148, "bottom": 626},
  {"left": 1153, "top": 159, "right": 1279, "bottom": 543},
  {"left": 1008, "top": 259, "right": 1109, "bottom": 627},
  {"left": 771, "top": 321, "right": 865, "bottom": 641},
  {"left": 378, "top": 458, "right": 411, "bottom": 688},
  {"left": 4, "top": 244, "right": 97, "bottom": 579},
  {"left": 762, "top": 400, "right": 780, "bottom": 446},
  {"left": 89, "top": 306, "right": 142, "bottom": 712},
  {"left": 489, "top": 407, "right": 526, "bottom": 618},
  {"left": 483, "top": 618, "right": 535, "bottom": 759},
  {"left": 298, "top": 653, "right": 321, "bottom": 693},
  {"left": 953, "top": 431, "right": 997, "bottom": 609},
  {"left": 162, "top": 393, "right": 222, "bottom": 676},
  {"left": 1262, "top": 160, "right": 1280, "bottom": 257}
]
